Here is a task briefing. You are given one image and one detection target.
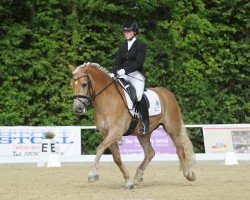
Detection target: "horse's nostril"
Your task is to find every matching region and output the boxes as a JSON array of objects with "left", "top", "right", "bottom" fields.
[
  {"left": 77, "top": 107, "right": 83, "bottom": 113},
  {"left": 74, "top": 105, "right": 84, "bottom": 114}
]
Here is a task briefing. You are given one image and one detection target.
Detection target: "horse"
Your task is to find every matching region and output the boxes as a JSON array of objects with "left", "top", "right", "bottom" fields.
[{"left": 68, "top": 62, "right": 196, "bottom": 189}]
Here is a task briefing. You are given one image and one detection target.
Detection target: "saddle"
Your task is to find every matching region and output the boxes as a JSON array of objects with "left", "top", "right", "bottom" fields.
[{"left": 118, "top": 78, "right": 149, "bottom": 110}]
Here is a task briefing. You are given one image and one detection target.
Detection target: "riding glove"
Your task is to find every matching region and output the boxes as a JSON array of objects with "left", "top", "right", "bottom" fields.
[
  {"left": 109, "top": 73, "right": 115, "bottom": 78},
  {"left": 117, "top": 69, "right": 125, "bottom": 76}
]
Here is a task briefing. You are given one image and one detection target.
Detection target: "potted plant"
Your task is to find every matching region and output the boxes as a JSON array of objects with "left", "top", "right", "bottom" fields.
[
  {"left": 44, "top": 131, "right": 55, "bottom": 139},
  {"left": 41, "top": 131, "right": 56, "bottom": 153},
  {"left": 38, "top": 131, "right": 60, "bottom": 168}
]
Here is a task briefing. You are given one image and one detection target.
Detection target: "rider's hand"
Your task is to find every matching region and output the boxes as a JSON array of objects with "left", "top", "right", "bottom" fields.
[
  {"left": 109, "top": 73, "right": 115, "bottom": 78},
  {"left": 117, "top": 69, "right": 125, "bottom": 77}
]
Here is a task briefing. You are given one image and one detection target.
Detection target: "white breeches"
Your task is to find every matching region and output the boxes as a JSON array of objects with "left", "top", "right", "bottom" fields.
[{"left": 119, "top": 71, "right": 146, "bottom": 101}]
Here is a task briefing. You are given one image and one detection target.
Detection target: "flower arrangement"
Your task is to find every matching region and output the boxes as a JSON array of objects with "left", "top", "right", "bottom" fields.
[{"left": 44, "top": 131, "right": 55, "bottom": 139}]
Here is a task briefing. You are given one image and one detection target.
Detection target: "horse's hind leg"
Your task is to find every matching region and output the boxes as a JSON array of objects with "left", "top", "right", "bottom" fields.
[
  {"left": 109, "top": 142, "right": 134, "bottom": 190},
  {"left": 163, "top": 123, "right": 196, "bottom": 181},
  {"left": 134, "top": 134, "right": 155, "bottom": 183}
]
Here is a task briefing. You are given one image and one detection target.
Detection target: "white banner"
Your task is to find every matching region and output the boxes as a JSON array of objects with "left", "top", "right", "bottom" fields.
[
  {"left": 203, "top": 125, "right": 250, "bottom": 153},
  {"left": 0, "top": 126, "right": 81, "bottom": 157}
]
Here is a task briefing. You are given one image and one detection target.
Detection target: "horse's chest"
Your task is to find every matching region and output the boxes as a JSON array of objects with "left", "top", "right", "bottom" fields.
[{"left": 94, "top": 115, "right": 107, "bottom": 133}]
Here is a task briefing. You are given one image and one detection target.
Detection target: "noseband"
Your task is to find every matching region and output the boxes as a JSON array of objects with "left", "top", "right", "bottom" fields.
[
  {"left": 72, "top": 74, "right": 115, "bottom": 108},
  {"left": 73, "top": 94, "right": 91, "bottom": 107}
]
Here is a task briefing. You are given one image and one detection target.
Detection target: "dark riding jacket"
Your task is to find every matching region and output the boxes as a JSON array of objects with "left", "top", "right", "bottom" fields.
[{"left": 112, "top": 39, "right": 146, "bottom": 75}]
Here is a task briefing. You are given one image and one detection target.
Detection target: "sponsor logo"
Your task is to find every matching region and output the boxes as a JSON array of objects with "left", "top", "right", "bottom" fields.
[
  {"left": 211, "top": 142, "right": 227, "bottom": 149},
  {"left": 0, "top": 129, "right": 73, "bottom": 144}
]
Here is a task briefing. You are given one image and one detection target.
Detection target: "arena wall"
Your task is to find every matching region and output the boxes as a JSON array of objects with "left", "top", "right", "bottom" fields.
[{"left": 0, "top": 124, "right": 249, "bottom": 164}]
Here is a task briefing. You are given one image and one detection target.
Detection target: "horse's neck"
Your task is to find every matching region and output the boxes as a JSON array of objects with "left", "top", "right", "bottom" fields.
[
  {"left": 89, "top": 70, "right": 124, "bottom": 121},
  {"left": 89, "top": 69, "right": 111, "bottom": 96}
]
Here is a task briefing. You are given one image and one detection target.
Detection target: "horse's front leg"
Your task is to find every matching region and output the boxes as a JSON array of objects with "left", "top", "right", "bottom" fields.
[
  {"left": 88, "top": 135, "right": 117, "bottom": 183},
  {"left": 134, "top": 134, "right": 155, "bottom": 183},
  {"left": 109, "top": 142, "right": 134, "bottom": 190}
]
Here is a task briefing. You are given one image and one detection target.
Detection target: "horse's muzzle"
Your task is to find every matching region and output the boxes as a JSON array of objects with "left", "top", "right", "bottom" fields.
[
  {"left": 73, "top": 98, "right": 88, "bottom": 115},
  {"left": 73, "top": 104, "right": 86, "bottom": 115}
]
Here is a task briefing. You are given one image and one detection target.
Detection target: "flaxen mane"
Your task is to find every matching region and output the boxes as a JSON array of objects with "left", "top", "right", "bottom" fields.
[{"left": 73, "top": 62, "right": 109, "bottom": 75}]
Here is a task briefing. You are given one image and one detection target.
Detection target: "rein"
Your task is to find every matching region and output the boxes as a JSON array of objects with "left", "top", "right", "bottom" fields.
[
  {"left": 91, "top": 79, "right": 115, "bottom": 101},
  {"left": 73, "top": 73, "right": 131, "bottom": 111},
  {"left": 113, "top": 79, "right": 132, "bottom": 111},
  {"left": 127, "top": 74, "right": 145, "bottom": 82},
  {"left": 73, "top": 75, "right": 115, "bottom": 106}
]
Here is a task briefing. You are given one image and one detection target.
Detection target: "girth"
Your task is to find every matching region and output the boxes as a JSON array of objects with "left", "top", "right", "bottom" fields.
[{"left": 123, "top": 115, "right": 139, "bottom": 136}]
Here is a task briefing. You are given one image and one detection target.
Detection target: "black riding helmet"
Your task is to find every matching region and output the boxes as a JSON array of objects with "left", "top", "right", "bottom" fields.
[{"left": 122, "top": 22, "right": 139, "bottom": 34}]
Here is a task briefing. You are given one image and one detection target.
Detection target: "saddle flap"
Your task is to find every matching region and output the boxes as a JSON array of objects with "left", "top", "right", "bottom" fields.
[
  {"left": 120, "top": 85, "right": 161, "bottom": 117},
  {"left": 118, "top": 78, "right": 137, "bottom": 104}
]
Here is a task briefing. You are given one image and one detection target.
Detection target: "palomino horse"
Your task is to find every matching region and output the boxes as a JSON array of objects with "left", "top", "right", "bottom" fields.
[{"left": 69, "top": 62, "right": 196, "bottom": 189}]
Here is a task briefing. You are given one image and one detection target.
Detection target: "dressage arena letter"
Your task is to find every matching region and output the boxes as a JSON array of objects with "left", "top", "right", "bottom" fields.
[
  {"left": 51, "top": 143, "right": 55, "bottom": 153},
  {"left": 42, "top": 143, "right": 48, "bottom": 152},
  {"left": 41, "top": 143, "right": 56, "bottom": 153}
]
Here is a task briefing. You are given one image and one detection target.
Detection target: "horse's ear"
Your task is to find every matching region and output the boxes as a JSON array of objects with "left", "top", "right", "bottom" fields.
[{"left": 68, "top": 65, "right": 75, "bottom": 73}]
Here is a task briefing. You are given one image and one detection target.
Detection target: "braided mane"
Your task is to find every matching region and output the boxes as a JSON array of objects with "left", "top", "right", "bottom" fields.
[{"left": 73, "top": 62, "right": 109, "bottom": 74}]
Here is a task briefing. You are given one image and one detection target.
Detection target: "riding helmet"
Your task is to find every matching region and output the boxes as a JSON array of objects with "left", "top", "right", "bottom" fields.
[{"left": 122, "top": 22, "right": 139, "bottom": 33}]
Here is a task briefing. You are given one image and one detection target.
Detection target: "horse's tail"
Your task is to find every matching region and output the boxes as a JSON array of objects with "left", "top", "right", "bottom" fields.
[{"left": 178, "top": 120, "right": 196, "bottom": 171}]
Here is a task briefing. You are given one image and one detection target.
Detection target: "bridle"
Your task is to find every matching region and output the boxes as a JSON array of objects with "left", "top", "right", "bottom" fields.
[
  {"left": 72, "top": 74, "right": 91, "bottom": 107},
  {"left": 72, "top": 74, "right": 115, "bottom": 107}
]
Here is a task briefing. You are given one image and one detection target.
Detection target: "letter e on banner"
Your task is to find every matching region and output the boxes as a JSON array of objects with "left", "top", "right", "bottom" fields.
[
  {"left": 51, "top": 143, "right": 55, "bottom": 153},
  {"left": 42, "top": 143, "right": 48, "bottom": 152}
]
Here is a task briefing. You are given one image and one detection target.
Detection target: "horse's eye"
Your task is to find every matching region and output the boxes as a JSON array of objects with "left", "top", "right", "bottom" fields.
[{"left": 82, "top": 83, "right": 87, "bottom": 87}]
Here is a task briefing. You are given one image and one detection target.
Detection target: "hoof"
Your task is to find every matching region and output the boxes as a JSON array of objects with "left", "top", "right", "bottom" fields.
[
  {"left": 88, "top": 174, "right": 99, "bottom": 183},
  {"left": 134, "top": 170, "right": 144, "bottom": 183},
  {"left": 186, "top": 171, "right": 196, "bottom": 181},
  {"left": 125, "top": 183, "right": 134, "bottom": 190},
  {"left": 134, "top": 177, "right": 143, "bottom": 183}
]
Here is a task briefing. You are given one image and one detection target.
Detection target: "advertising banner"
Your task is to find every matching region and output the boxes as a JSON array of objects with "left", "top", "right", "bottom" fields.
[
  {"left": 203, "top": 126, "right": 250, "bottom": 153},
  {"left": 0, "top": 126, "right": 81, "bottom": 157},
  {"left": 119, "top": 126, "right": 176, "bottom": 155}
]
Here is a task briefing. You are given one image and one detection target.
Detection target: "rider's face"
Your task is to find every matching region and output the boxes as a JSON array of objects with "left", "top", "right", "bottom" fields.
[{"left": 124, "top": 30, "right": 135, "bottom": 40}]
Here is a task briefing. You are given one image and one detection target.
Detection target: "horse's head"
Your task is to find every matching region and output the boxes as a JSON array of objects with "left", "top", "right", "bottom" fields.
[
  {"left": 69, "top": 63, "right": 92, "bottom": 115},
  {"left": 69, "top": 62, "right": 113, "bottom": 115}
]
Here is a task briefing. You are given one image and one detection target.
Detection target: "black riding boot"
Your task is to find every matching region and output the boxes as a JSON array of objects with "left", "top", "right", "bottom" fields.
[{"left": 138, "top": 97, "right": 149, "bottom": 134}]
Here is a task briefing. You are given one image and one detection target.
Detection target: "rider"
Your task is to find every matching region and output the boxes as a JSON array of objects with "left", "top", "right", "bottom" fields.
[{"left": 110, "top": 21, "right": 149, "bottom": 134}]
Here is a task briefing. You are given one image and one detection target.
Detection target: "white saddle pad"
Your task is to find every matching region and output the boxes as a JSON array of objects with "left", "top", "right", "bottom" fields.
[{"left": 123, "top": 89, "right": 161, "bottom": 116}]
